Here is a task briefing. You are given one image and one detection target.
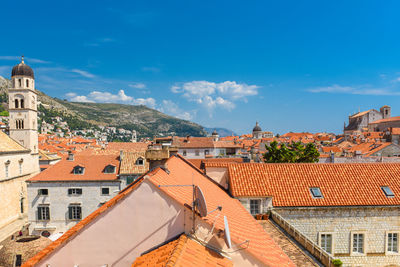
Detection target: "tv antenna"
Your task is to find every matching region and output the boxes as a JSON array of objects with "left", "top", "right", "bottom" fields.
[{"left": 158, "top": 183, "right": 217, "bottom": 234}]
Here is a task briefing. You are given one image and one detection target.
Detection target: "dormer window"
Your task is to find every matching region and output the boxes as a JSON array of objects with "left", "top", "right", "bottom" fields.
[
  {"left": 381, "top": 186, "right": 395, "bottom": 197},
  {"left": 136, "top": 157, "right": 144, "bottom": 166},
  {"left": 104, "top": 165, "right": 116, "bottom": 174},
  {"left": 73, "top": 165, "right": 85, "bottom": 175},
  {"left": 310, "top": 187, "right": 323, "bottom": 198}
]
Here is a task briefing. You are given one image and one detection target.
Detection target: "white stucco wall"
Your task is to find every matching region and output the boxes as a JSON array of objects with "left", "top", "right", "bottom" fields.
[{"left": 27, "top": 181, "right": 121, "bottom": 234}]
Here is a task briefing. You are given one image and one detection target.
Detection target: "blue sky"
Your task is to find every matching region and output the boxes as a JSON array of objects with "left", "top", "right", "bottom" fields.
[{"left": 1, "top": 0, "right": 400, "bottom": 135}]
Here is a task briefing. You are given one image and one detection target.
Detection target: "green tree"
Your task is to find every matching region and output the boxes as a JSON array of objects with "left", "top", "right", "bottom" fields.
[{"left": 263, "top": 141, "right": 319, "bottom": 163}]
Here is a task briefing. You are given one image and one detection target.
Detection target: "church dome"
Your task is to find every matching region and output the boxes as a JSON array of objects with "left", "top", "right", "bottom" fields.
[
  {"left": 11, "top": 57, "right": 34, "bottom": 78},
  {"left": 253, "top": 122, "right": 262, "bottom": 132}
]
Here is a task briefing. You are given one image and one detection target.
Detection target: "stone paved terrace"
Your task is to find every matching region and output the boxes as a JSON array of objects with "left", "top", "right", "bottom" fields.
[{"left": 260, "top": 220, "right": 322, "bottom": 267}]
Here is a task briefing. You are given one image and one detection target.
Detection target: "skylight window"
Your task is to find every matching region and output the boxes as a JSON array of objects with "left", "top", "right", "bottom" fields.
[
  {"left": 310, "top": 187, "right": 323, "bottom": 198},
  {"left": 381, "top": 186, "right": 395, "bottom": 197}
]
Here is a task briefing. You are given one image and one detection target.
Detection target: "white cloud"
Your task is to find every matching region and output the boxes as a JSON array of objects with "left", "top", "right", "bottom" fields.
[
  {"left": 65, "top": 90, "right": 156, "bottom": 108},
  {"left": 308, "top": 84, "right": 400, "bottom": 96},
  {"left": 129, "top": 83, "right": 146, "bottom": 89},
  {"left": 159, "top": 100, "right": 194, "bottom": 120},
  {"left": 171, "top": 80, "right": 259, "bottom": 113},
  {"left": 71, "top": 69, "right": 96, "bottom": 78}
]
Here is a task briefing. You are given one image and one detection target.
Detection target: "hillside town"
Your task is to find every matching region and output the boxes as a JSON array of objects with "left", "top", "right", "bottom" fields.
[{"left": 0, "top": 54, "right": 400, "bottom": 267}]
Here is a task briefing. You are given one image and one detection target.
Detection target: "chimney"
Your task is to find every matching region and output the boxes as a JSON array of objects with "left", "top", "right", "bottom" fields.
[
  {"left": 145, "top": 145, "right": 178, "bottom": 171},
  {"left": 120, "top": 150, "right": 124, "bottom": 161},
  {"left": 67, "top": 151, "right": 74, "bottom": 161}
]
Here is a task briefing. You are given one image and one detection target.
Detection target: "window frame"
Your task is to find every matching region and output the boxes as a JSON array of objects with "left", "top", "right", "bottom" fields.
[
  {"left": 350, "top": 231, "right": 367, "bottom": 256},
  {"left": 386, "top": 231, "right": 399, "bottom": 254},
  {"left": 37, "top": 205, "right": 50, "bottom": 221},
  {"left": 381, "top": 186, "right": 395, "bottom": 197},
  {"left": 68, "top": 204, "right": 82, "bottom": 220},
  {"left": 249, "top": 199, "right": 262, "bottom": 215},
  {"left": 38, "top": 188, "right": 49, "bottom": 196},
  {"left": 101, "top": 187, "right": 110, "bottom": 195},
  {"left": 68, "top": 188, "right": 82, "bottom": 196},
  {"left": 182, "top": 150, "right": 187, "bottom": 156},
  {"left": 135, "top": 158, "right": 144, "bottom": 166},
  {"left": 104, "top": 165, "right": 116, "bottom": 174},
  {"left": 318, "top": 232, "right": 334, "bottom": 254},
  {"left": 195, "top": 150, "right": 200, "bottom": 156},
  {"left": 310, "top": 187, "right": 323, "bottom": 199},
  {"left": 73, "top": 166, "right": 85, "bottom": 175}
]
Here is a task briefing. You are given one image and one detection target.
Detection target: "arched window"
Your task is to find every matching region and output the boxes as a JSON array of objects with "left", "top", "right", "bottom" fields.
[
  {"left": 26, "top": 79, "right": 29, "bottom": 87},
  {"left": 16, "top": 121, "right": 19, "bottom": 129},
  {"left": 15, "top": 99, "right": 19, "bottom": 109},
  {"left": 136, "top": 157, "right": 144, "bottom": 166},
  {"left": 20, "top": 99, "right": 24, "bottom": 109},
  {"left": 21, "top": 120, "right": 24, "bottom": 129},
  {"left": 18, "top": 79, "right": 22, "bottom": 87}
]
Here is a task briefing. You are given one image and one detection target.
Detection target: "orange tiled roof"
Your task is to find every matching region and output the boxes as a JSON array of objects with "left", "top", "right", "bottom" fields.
[
  {"left": 28, "top": 153, "right": 120, "bottom": 182},
  {"left": 227, "top": 163, "right": 400, "bottom": 207},
  {"left": 188, "top": 158, "right": 244, "bottom": 169},
  {"left": 0, "top": 131, "right": 29, "bottom": 153},
  {"left": 369, "top": 116, "right": 400, "bottom": 124},
  {"left": 391, "top": 128, "right": 400, "bottom": 135},
  {"left": 131, "top": 234, "right": 233, "bottom": 267},
  {"left": 23, "top": 155, "right": 294, "bottom": 267},
  {"left": 106, "top": 142, "right": 148, "bottom": 152},
  {"left": 119, "top": 151, "right": 149, "bottom": 174},
  {"left": 148, "top": 156, "right": 294, "bottom": 266},
  {"left": 321, "top": 146, "right": 342, "bottom": 153}
]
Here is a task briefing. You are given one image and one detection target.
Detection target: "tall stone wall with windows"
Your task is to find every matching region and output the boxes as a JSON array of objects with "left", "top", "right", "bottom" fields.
[{"left": 275, "top": 206, "right": 400, "bottom": 267}]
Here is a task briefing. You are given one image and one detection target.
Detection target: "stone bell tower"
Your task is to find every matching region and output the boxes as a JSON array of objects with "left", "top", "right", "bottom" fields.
[{"left": 8, "top": 56, "right": 38, "bottom": 154}]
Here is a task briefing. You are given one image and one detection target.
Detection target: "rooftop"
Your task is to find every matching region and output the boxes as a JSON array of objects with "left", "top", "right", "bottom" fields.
[
  {"left": 227, "top": 162, "right": 400, "bottom": 207},
  {"left": 131, "top": 234, "right": 233, "bottom": 267}
]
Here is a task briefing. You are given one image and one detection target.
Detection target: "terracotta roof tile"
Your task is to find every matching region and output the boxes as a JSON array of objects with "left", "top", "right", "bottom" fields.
[
  {"left": 188, "top": 158, "right": 244, "bottom": 169},
  {"left": 132, "top": 234, "right": 233, "bottom": 267},
  {"left": 148, "top": 156, "right": 295, "bottom": 266},
  {"left": 369, "top": 116, "right": 400, "bottom": 124},
  {"left": 227, "top": 162, "right": 400, "bottom": 207},
  {"left": 0, "top": 131, "right": 29, "bottom": 153},
  {"left": 28, "top": 153, "right": 120, "bottom": 182},
  {"left": 119, "top": 151, "right": 149, "bottom": 174}
]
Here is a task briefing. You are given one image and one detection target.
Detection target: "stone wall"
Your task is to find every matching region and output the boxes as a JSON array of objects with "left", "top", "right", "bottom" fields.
[
  {"left": 27, "top": 181, "right": 120, "bottom": 235},
  {"left": 274, "top": 206, "right": 400, "bottom": 267}
]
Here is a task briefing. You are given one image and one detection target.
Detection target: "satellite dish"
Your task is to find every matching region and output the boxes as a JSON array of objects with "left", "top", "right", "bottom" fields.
[
  {"left": 224, "top": 216, "right": 232, "bottom": 249},
  {"left": 195, "top": 186, "right": 208, "bottom": 217}
]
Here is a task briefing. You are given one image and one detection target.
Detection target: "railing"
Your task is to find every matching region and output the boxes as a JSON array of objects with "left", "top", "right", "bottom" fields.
[{"left": 270, "top": 210, "right": 335, "bottom": 267}]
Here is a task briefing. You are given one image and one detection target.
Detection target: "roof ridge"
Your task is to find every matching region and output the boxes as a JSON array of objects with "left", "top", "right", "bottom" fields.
[{"left": 166, "top": 234, "right": 188, "bottom": 267}]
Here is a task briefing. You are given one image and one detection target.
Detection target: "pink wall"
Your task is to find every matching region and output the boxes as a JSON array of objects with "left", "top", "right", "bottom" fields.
[{"left": 38, "top": 180, "right": 186, "bottom": 267}]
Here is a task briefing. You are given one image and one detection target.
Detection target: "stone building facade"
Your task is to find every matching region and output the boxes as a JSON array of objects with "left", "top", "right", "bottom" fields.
[
  {"left": 210, "top": 162, "right": 400, "bottom": 267},
  {"left": 344, "top": 106, "right": 391, "bottom": 136},
  {"left": 0, "top": 59, "right": 40, "bottom": 238},
  {"left": 275, "top": 207, "right": 400, "bottom": 267}
]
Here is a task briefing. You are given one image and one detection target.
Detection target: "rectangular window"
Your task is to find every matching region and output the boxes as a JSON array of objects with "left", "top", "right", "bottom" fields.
[
  {"left": 388, "top": 232, "right": 399, "bottom": 253},
  {"left": 195, "top": 150, "right": 200, "bottom": 156},
  {"left": 38, "top": 189, "right": 48, "bottom": 196},
  {"left": 250, "top": 199, "right": 261, "bottom": 215},
  {"left": 182, "top": 150, "right": 187, "bottom": 156},
  {"left": 310, "top": 187, "right": 323, "bottom": 198},
  {"left": 381, "top": 186, "right": 395, "bottom": 197},
  {"left": 101, "top": 187, "right": 110, "bottom": 195},
  {"left": 352, "top": 233, "right": 364, "bottom": 254},
  {"left": 68, "top": 205, "right": 82, "bottom": 220},
  {"left": 37, "top": 206, "right": 50, "bottom": 221},
  {"left": 320, "top": 233, "right": 333, "bottom": 254},
  {"left": 204, "top": 150, "right": 209, "bottom": 155},
  {"left": 68, "top": 188, "right": 82, "bottom": 195}
]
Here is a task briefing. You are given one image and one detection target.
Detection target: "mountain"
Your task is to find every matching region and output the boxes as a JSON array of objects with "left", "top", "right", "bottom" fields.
[
  {"left": 204, "top": 127, "right": 237, "bottom": 137},
  {"left": 0, "top": 76, "right": 207, "bottom": 138}
]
